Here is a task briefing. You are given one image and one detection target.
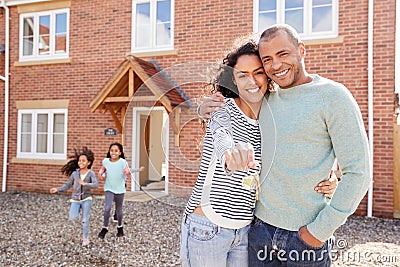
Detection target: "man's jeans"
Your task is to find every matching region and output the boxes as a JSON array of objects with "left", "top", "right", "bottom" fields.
[
  {"left": 69, "top": 199, "right": 92, "bottom": 238},
  {"left": 180, "top": 213, "right": 250, "bottom": 267},
  {"left": 248, "top": 218, "right": 334, "bottom": 266}
]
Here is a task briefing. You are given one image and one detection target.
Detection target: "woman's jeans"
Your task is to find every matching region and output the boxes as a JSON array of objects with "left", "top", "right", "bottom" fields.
[
  {"left": 180, "top": 213, "right": 250, "bottom": 267},
  {"left": 248, "top": 218, "right": 335, "bottom": 266},
  {"left": 69, "top": 199, "right": 92, "bottom": 239}
]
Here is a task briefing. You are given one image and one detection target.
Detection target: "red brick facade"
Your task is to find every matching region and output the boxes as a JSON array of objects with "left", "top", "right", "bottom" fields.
[{"left": 0, "top": 0, "right": 396, "bottom": 217}]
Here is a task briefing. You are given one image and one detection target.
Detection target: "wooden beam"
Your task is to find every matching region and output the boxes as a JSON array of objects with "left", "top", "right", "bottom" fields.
[
  {"left": 104, "top": 96, "right": 130, "bottom": 103},
  {"left": 114, "top": 103, "right": 126, "bottom": 114},
  {"left": 129, "top": 68, "right": 134, "bottom": 97},
  {"left": 115, "top": 82, "right": 128, "bottom": 97},
  {"left": 105, "top": 103, "right": 122, "bottom": 133},
  {"left": 174, "top": 107, "right": 181, "bottom": 146},
  {"left": 131, "top": 96, "right": 159, "bottom": 102}
]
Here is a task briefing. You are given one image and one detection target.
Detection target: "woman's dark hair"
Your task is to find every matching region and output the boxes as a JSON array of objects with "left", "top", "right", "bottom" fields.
[
  {"left": 212, "top": 34, "right": 273, "bottom": 98},
  {"left": 106, "top": 142, "right": 125, "bottom": 159},
  {"left": 61, "top": 147, "right": 94, "bottom": 177}
]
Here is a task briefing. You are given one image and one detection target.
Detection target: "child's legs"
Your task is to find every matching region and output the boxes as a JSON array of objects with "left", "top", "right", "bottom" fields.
[
  {"left": 103, "top": 191, "right": 115, "bottom": 227},
  {"left": 183, "top": 213, "right": 234, "bottom": 267},
  {"left": 69, "top": 202, "right": 81, "bottom": 221},
  {"left": 81, "top": 199, "right": 92, "bottom": 238},
  {"left": 227, "top": 224, "right": 250, "bottom": 267},
  {"left": 114, "top": 193, "right": 124, "bottom": 226}
]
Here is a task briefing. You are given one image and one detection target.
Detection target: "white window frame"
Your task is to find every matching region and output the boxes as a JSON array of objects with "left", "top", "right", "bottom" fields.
[
  {"left": 131, "top": 0, "right": 174, "bottom": 53},
  {"left": 253, "top": 0, "right": 339, "bottom": 40},
  {"left": 19, "top": 8, "right": 70, "bottom": 62},
  {"left": 17, "top": 109, "right": 68, "bottom": 160}
]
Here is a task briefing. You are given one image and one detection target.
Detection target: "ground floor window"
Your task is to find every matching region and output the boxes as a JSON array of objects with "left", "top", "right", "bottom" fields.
[{"left": 17, "top": 109, "right": 67, "bottom": 160}]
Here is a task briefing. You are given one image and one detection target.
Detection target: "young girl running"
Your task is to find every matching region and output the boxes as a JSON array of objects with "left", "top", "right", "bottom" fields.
[
  {"left": 50, "top": 147, "right": 98, "bottom": 246},
  {"left": 180, "top": 36, "right": 338, "bottom": 266},
  {"left": 97, "top": 142, "right": 131, "bottom": 239},
  {"left": 111, "top": 165, "right": 145, "bottom": 223}
]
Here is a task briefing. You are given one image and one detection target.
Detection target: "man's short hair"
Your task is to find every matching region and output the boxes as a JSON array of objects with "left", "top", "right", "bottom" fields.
[{"left": 259, "top": 24, "right": 301, "bottom": 47}]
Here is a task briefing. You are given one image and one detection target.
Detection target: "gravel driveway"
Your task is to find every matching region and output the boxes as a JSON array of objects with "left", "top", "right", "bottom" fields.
[{"left": 1, "top": 191, "right": 399, "bottom": 266}]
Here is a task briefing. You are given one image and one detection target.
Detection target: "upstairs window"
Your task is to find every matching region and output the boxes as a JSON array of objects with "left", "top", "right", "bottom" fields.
[
  {"left": 17, "top": 109, "right": 67, "bottom": 160},
  {"left": 254, "top": 0, "right": 338, "bottom": 40},
  {"left": 132, "top": 0, "right": 174, "bottom": 52},
  {"left": 19, "top": 8, "right": 69, "bottom": 61}
]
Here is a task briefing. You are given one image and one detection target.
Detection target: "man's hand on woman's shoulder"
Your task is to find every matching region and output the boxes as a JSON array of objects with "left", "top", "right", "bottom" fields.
[{"left": 197, "top": 92, "right": 226, "bottom": 120}]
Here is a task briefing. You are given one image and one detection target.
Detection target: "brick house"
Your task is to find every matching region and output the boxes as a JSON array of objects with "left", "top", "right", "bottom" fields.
[{"left": 0, "top": 0, "right": 398, "bottom": 218}]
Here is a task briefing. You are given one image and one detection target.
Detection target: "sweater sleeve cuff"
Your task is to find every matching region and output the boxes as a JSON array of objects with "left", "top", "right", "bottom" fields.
[{"left": 306, "top": 205, "right": 350, "bottom": 242}]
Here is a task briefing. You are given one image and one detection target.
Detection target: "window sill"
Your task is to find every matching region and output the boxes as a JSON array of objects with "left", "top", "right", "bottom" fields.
[
  {"left": 303, "top": 36, "right": 344, "bottom": 46},
  {"left": 130, "top": 49, "right": 179, "bottom": 58},
  {"left": 11, "top": 157, "right": 67, "bottom": 165},
  {"left": 14, "top": 57, "right": 72, "bottom": 67}
]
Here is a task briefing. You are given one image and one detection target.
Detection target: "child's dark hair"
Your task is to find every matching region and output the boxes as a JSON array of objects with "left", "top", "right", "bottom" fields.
[
  {"left": 61, "top": 147, "right": 94, "bottom": 177},
  {"left": 106, "top": 142, "right": 125, "bottom": 159},
  {"left": 211, "top": 34, "right": 273, "bottom": 98}
]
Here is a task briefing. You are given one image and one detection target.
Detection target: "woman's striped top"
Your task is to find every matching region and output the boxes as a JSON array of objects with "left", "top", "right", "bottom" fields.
[{"left": 184, "top": 98, "right": 262, "bottom": 229}]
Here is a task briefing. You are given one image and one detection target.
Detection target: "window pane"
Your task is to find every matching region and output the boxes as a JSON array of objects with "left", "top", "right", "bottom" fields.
[
  {"left": 21, "top": 114, "right": 32, "bottom": 153},
  {"left": 53, "top": 114, "right": 64, "bottom": 153},
  {"left": 37, "top": 114, "right": 48, "bottom": 132},
  {"left": 136, "top": 3, "right": 151, "bottom": 48},
  {"left": 156, "top": 22, "right": 171, "bottom": 46},
  {"left": 136, "top": 25, "right": 151, "bottom": 47},
  {"left": 259, "top": 0, "right": 276, "bottom": 11},
  {"left": 39, "top": 15, "right": 50, "bottom": 55},
  {"left": 312, "top": 6, "right": 332, "bottom": 31},
  {"left": 156, "top": 1, "right": 171, "bottom": 46},
  {"left": 21, "top": 114, "right": 32, "bottom": 132},
  {"left": 286, "top": 0, "right": 303, "bottom": 9},
  {"left": 53, "top": 114, "right": 64, "bottom": 133},
  {"left": 53, "top": 135, "right": 64, "bottom": 153},
  {"left": 137, "top": 3, "right": 150, "bottom": 17},
  {"left": 37, "top": 114, "right": 48, "bottom": 153},
  {"left": 313, "top": 0, "right": 332, "bottom": 5},
  {"left": 258, "top": 12, "right": 276, "bottom": 32},
  {"left": 37, "top": 134, "right": 48, "bottom": 153},
  {"left": 56, "top": 13, "right": 67, "bottom": 33},
  {"left": 21, "top": 134, "right": 32, "bottom": 152},
  {"left": 23, "top": 17, "right": 34, "bottom": 56},
  {"left": 55, "top": 13, "right": 67, "bottom": 53},
  {"left": 157, "top": 0, "right": 171, "bottom": 22},
  {"left": 286, "top": 9, "right": 303, "bottom": 34}
]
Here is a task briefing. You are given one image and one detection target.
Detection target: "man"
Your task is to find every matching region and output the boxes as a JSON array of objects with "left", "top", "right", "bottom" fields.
[{"left": 198, "top": 24, "right": 371, "bottom": 266}]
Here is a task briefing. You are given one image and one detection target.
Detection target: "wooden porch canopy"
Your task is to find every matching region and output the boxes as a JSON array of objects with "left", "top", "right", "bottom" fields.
[{"left": 89, "top": 55, "right": 190, "bottom": 135}]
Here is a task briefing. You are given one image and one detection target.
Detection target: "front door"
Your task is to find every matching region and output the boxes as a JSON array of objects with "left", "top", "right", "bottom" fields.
[{"left": 131, "top": 107, "right": 169, "bottom": 193}]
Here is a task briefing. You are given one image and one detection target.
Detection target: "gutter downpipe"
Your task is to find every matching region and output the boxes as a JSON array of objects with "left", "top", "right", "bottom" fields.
[
  {"left": 367, "top": 0, "right": 374, "bottom": 217},
  {"left": 1, "top": 1, "right": 9, "bottom": 193}
]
